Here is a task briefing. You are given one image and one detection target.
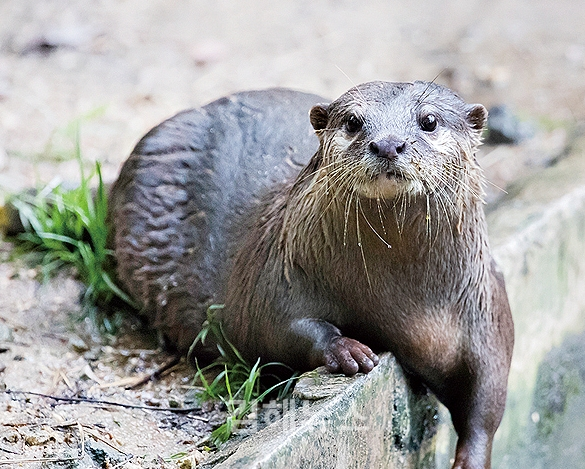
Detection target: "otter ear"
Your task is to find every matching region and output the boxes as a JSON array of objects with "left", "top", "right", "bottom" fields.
[
  {"left": 467, "top": 104, "right": 488, "bottom": 131},
  {"left": 310, "top": 104, "right": 329, "bottom": 131}
]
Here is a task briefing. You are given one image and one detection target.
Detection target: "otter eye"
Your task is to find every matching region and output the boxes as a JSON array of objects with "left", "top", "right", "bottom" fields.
[
  {"left": 420, "top": 114, "right": 438, "bottom": 132},
  {"left": 345, "top": 115, "right": 363, "bottom": 134}
]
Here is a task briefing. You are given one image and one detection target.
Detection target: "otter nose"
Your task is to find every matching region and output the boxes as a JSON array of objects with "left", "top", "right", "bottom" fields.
[{"left": 369, "top": 137, "right": 406, "bottom": 159}]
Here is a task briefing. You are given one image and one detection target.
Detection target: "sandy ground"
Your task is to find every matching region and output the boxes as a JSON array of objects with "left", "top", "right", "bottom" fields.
[
  {"left": 1, "top": 0, "right": 585, "bottom": 467},
  {"left": 0, "top": 250, "right": 225, "bottom": 468}
]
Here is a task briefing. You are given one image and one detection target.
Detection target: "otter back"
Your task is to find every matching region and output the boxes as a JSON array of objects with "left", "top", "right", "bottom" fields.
[{"left": 108, "top": 89, "right": 323, "bottom": 351}]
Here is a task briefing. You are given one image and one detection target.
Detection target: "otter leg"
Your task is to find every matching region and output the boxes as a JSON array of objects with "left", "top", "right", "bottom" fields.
[
  {"left": 448, "top": 278, "right": 513, "bottom": 468},
  {"left": 435, "top": 365, "right": 509, "bottom": 469},
  {"left": 450, "top": 397, "right": 502, "bottom": 468},
  {"left": 289, "top": 318, "right": 379, "bottom": 375}
]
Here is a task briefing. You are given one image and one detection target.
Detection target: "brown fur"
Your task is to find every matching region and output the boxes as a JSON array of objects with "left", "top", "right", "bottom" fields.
[
  {"left": 220, "top": 82, "right": 514, "bottom": 469},
  {"left": 110, "top": 82, "right": 514, "bottom": 469}
]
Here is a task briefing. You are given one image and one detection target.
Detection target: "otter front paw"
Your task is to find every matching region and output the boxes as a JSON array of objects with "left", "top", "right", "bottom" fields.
[{"left": 324, "top": 337, "right": 379, "bottom": 375}]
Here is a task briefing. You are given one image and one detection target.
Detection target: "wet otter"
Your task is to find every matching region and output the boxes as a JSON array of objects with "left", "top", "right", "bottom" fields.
[{"left": 109, "top": 81, "right": 514, "bottom": 469}]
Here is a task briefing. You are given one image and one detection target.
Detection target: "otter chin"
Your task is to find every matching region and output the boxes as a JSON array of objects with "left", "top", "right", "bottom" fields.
[
  {"left": 109, "top": 81, "right": 514, "bottom": 469},
  {"left": 356, "top": 174, "right": 409, "bottom": 199}
]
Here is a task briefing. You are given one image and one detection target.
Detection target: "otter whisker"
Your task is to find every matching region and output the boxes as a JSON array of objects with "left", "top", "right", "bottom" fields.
[
  {"left": 425, "top": 193, "right": 432, "bottom": 242},
  {"left": 433, "top": 190, "right": 457, "bottom": 240},
  {"left": 298, "top": 145, "right": 353, "bottom": 192},
  {"left": 429, "top": 172, "right": 465, "bottom": 203},
  {"left": 483, "top": 176, "right": 507, "bottom": 195},
  {"left": 423, "top": 161, "right": 479, "bottom": 203},
  {"left": 439, "top": 169, "right": 484, "bottom": 203},
  {"left": 354, "top": 193, "right": 373, "bottom": 291},
  {"left": 312, "top": 160, "right": 362, "bottom": 213},
  {"left": 375, "top": 197, "right": 388, "bottom": 237},
  {"left": 358, "top": 198, "right": 392, "bottom": 249},
  {"left": 343, "top": 182, "right": 354, "bottom": 247},
  {"left": 346, "top": 84, "right": 368, "bottom": 106},
  {"left": 392, "top": 193, "right": 408, "bottom": 237}
]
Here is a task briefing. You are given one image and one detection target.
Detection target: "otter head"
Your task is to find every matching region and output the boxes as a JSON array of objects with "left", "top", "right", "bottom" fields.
[{"left": 309, "top": 81, "right": 487, "bottom": 201}]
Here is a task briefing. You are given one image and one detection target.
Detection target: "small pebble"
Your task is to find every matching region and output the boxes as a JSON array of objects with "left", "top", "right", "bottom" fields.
[
  {"left": 0, "top": 323, "right": 14, "bottom": 342},
  {"left": 24, "top": 431, "right": 53, "bottom": 446},
  {"left": 3, "top": 431, "right": 19, "bottom": 444},
  {"left": 68, "top": 336, "right": 90, "bottom": 353}
]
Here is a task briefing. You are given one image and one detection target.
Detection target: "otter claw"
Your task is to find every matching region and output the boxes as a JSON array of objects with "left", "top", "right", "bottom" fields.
[{"left": 325, "top": 337, "right": 379, "bottom": 375}]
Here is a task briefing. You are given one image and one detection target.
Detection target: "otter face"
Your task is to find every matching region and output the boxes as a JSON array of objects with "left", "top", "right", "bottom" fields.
[{"left": 310, "top": 81, "right": 487, "bottom": 201}]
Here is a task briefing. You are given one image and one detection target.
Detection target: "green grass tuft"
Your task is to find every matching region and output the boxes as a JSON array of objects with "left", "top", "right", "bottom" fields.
[
  {"left": 9, "top": 125, "right": 136, "bottom": 331},
  {"left": 190, "top": 305, "right": 298, "bottom": 447}
]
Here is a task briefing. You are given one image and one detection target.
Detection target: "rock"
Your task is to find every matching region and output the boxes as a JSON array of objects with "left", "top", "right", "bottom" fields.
[
  {"left": 200, "top": 354, "right": 441, "bottom": 469},
  {"left": 68, "top": 335, "right": 90, "bottom": 353},
  {"left": 23, "top": 429, "right": 54, "bottom": 446},
  {"left": 293, "top": 368, "right": 357, "bottom": 400},
  {"left": 485, "top": 105, "right": 535, "bottom": 145},
  {"left": 0, "top": 323, "right": 14, "bottom": 343},
  {"left": 488, "top": 136, "right": 585, "bottom": 467}
]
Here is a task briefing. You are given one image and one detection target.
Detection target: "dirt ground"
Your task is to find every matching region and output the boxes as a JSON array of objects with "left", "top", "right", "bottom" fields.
[
  {"left": 1, "top": 0, "right": 585, "bottom": 467},
  {"left": 0, "top": 249, "right": 226, "bottom": 468}
]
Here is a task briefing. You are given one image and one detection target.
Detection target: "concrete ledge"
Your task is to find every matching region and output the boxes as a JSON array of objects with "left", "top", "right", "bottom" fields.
[
  {"left": 202, "top": 354, "right": 442, "bottom": 469},
  {"left": 487, "top": 136, "right": 585, "bottom": 466}
]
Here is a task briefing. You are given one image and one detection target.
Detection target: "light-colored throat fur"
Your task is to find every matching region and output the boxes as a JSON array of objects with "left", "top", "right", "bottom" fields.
[{"left": 281, "top": 138, "right": 489, "bottom": 280}]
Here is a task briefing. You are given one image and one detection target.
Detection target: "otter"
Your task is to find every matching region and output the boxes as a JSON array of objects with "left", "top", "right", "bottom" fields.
[{"left": 109, "top": 81, "right": 514, "bottom": 469}]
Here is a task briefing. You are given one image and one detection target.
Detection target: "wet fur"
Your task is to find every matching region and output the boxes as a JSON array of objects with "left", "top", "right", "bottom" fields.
[
  {"left": 110, "top": 81, "right": 514, "bottom": 469},
  {"left": 222, "top": 82, "right": 514, "bottom": 469}
]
